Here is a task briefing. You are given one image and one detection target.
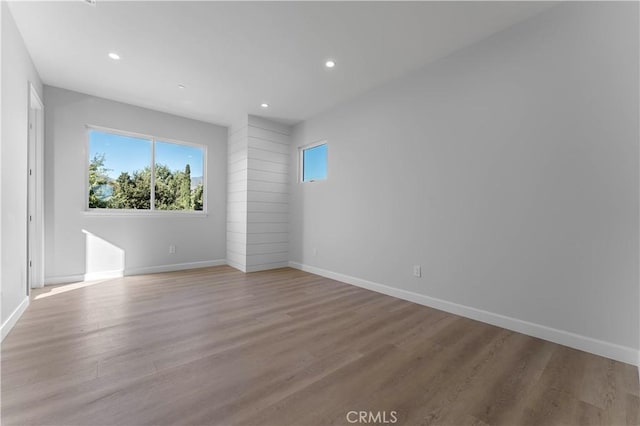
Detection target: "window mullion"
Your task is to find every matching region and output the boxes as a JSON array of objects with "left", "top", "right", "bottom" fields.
[{"left": 150, "top": 138, "right": 156, "bottom": 210}]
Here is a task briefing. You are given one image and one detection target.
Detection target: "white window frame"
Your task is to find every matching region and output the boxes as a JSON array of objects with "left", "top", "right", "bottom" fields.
[
  {"left": 299, "top": 140, "right": 328, "bottom": 183},
  {"left": 85, "top": 124, "right": 208, "bottom": 216}
]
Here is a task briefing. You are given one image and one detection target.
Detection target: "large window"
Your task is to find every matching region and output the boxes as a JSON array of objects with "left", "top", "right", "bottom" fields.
[
  {"left": 88, "top": 128, "right": 205, "bottom": 212},
  {"left": 300, "top": 142, "right": 328, "bottom": 182}
]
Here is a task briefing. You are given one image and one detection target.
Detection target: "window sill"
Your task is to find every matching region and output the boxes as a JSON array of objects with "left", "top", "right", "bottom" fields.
[{"left": 84, "top": 209, "right": 208, "bottom": 218}]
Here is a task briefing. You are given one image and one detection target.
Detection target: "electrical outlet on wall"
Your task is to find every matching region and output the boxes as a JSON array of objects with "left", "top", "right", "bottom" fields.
[
  {"left": 313, "top": 248, "right": 318, "bottom": 256},
  {"left": 169, "top": 244, "right": 176, "bottom": 254},
  {"left": 413, "top": 265, "right": 421, "bottom": 278}
]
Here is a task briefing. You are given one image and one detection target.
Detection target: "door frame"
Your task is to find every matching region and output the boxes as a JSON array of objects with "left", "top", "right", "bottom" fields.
[{"left": 27, "top": 83, "right": 44, "bottom": 291}]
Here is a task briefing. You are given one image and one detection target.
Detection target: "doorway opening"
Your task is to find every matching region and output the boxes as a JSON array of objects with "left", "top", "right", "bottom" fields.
[{"left": 27, "top": 83, "right": 44, "bottom": 292}]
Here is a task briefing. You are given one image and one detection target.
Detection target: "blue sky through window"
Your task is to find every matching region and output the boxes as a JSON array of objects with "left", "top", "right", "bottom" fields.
[
  {"left": 156, "top": 141, "right": 203, "bottom": 177},
  {"left": 89, "top": 130, "right": 150, "bottom": 179},
  {"left": 89, "top": 130, "right": 204, "bottom": 179},
  {"left": 303, "top": 144, "right": 327, "bottom": 182}
]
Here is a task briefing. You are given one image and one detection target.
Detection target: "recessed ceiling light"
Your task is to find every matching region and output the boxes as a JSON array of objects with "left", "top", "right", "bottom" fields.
[
  {"left": 178, "top": 84, "right": 186, "bottom": 89},
  {"left": 108, "top": 52, "right": 120, "bottom": 60},
  {"left": 325, "top": 60, "right": 336, "bottom": 68},
  {"left": 260, "top": 103, "right": 269, "bottom": 108}
]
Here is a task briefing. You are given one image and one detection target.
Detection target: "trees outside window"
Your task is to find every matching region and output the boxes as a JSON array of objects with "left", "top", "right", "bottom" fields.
[{"left": 88, "top": 129, "right": 205, "bottom": 212}]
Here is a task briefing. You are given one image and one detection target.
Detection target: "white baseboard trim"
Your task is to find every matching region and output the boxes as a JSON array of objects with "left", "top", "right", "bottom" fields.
[
  {"left": 44, "top": 274, "right": 84, "bottom": 286},
  {"left": 226, "top": 261, "right": 289, "bottom": 273},
  {"left": 1, "top": 296, "right": 30, "bottom": 341},
  {"left": 226, "top": 260, "right": 247, "bottom": 273},
  {"left": 84, "top": 269, "right": 123, "bottom": 282},
  {"left": 245, "top": 262, "right": 289, "bottom": 273},
  {"left": 289, "top": 262, "right": 639, "bottom": 366},
  {"left": 125, "top": 259, "right": 226, "bottom": 276}
]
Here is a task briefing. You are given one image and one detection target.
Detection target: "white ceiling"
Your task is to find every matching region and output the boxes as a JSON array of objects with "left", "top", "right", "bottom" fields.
[{"left": 9, "top": 1, "right": 555, "bottom": 127}]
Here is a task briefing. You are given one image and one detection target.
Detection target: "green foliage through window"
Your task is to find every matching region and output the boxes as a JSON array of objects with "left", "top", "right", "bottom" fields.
[{"left": 88, "top": 129, "right": 205, "bottom": 211}]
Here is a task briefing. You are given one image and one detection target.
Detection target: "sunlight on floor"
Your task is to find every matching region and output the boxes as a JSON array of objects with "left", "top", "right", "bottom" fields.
[{"left": 34, "top": 278, "right": 116, "bottom": 300}]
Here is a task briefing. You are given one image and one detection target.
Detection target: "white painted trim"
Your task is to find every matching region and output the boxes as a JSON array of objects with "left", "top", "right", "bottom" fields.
[
  {"left": 298, "top": 139, "right": 327, "bottom": 151},
  {"left": 289, "top": 262, "right": 640, "bottom": 366},
  {"left": 83, "top": 210, "right": 208, "bottom": 218},
  {"left": 245, "top": 262, "right": 288, "bottom": 273},
  {"left": 29, "top": 83, "right": 44, "bottom": 110},
  {"left": 84, "top": 269, "right": 123, "bottom": 282},
  {"left": 226, "top": 260, "right": 247, "bottom": 272},
  {"left": 125, "top": 259, "right": 226, "bottom": 276},
  {"left": 28, "top": 82, "right": 45, "bottom": 290},
  {"left": 1, "top": 296, "right": 29, "bottom": 341},
  {"left": 44, "top": 274, "right": 84, "bottom": 286}
]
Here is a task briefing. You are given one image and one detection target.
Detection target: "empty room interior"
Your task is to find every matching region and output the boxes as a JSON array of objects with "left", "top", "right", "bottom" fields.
[{"left": 1, "top": 1, "right": 639, "bottom": 425}]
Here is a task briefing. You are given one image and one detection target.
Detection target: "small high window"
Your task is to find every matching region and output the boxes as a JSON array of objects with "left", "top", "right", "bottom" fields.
[{"left": 301, "top": 142, "right": 328, "bottom": 182}]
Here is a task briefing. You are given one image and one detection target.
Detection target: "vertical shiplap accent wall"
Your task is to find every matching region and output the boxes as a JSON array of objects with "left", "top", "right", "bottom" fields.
[
  {"left": 227, "top": 115, "right": 291, "bottom": 272},
  {"left": 226, "top": 119, "right": 249, "bottom": 271}
]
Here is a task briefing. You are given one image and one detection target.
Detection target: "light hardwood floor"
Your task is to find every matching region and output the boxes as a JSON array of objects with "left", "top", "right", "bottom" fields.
[{"left": 1, "top": 266, "right": 638, "bottom": 425}]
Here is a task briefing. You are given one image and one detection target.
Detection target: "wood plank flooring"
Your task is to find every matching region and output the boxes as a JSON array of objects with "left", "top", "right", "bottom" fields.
[{"left": 1, "top": 266, "right": 638, "bottom": 425}]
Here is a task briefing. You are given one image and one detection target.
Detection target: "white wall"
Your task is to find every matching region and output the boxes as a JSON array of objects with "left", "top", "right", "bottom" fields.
[
  {"left": 290, "top": 2, "right": 639, "bottom": 363},
  {"left": 227, "top": 115, "right": 290, "bottom": 272},
  {"left": 44, "top": 86, "right": 227, "bottom": 282},
  {"left": 1, "top": 3, "right": 43, "bottom": 329}
]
